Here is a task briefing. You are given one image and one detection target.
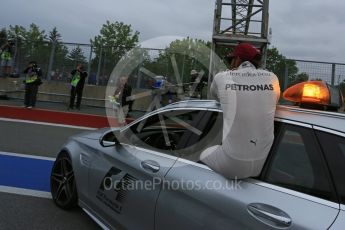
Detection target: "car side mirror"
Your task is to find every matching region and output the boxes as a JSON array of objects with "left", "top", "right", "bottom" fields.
[{"left": 100, "top": 129, "right": 121, "bottom": 147}]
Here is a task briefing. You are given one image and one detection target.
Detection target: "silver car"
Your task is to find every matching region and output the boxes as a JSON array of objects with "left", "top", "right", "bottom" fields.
[{"left": 50, "top": 100, "right": 345, "bottom": 229}]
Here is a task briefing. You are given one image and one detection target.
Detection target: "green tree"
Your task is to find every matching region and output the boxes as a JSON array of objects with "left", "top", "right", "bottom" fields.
[
  {"left": 7, "top": 25, "right": 27, "bottom": 70},
  {"left": 290, "top": 72, "right": 309, "bottom": 86},
  {"left": 266, "top": 47, "right": 299, "bottom": 88},
  {"left": 47, "top": 27, "right": 69, "bottom": 79},
  {"left": 23, "top": 23, "right": 47, "bottom": 59},
  {"left": 90, "top": 21, "right": 140, "bottom": 76},
  {"left": 108, "top": 47, "right": 150, "bottom": 88},
  {"left": 9, "top": 24, "right": 49, "bottom": 72},
  {"left": 7, "top": 25, "right": 26, "bottom": 42},
  {"left": 145, "top": 38, "right": 212, "bottom": 85},
  {"left": 49, "top": 27, "right": 61, "bottom": 43},
  {"left": 214, "top": 44, "right": 233, "bottom": 67},
  {"left": 310, "top": 77, "right": 322, "bottom": 81},
  {"left": 48, "top": 27, "right": 69, "bottom": 66},
  {"left": 67, "top": 46, "right": 86, "bottom": 65}
]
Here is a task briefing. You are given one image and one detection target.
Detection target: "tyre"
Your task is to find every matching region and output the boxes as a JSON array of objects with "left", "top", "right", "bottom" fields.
[{"left": 50, "top": 152, "right": 78, "bottom": 209}]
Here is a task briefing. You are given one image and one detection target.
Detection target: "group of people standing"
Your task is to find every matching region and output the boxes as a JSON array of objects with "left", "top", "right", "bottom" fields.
[
  {"left": 1, "top": 38, "right": 90, "bottom": 109},
  {"left": 20, "top": 62, "right": 88, "bottom": 110},
  {"left": 20, "top": 60, "right": 133, "bottom": 125},
  {"left": 1, "top": 40, "right": 43, "bottom": 109}
]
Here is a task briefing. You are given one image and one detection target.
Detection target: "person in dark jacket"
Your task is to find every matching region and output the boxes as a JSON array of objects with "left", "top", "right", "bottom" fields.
[
  {"left": 114, "top": 76, "right": 132, "bottom": 124},
  {"left": 69, "top": 64, "right": 88, "bottom": 110},
  {"left": 0, "top": 40, "right": 15, "bottom": 77},
  {"left": 23, "top": 61, "right": 42, "bottom": 108}
]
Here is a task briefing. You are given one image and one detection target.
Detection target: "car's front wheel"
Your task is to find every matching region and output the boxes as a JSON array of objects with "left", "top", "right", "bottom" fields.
[{"left": 50, "top": 152, "right": 78, "bottom": 209}]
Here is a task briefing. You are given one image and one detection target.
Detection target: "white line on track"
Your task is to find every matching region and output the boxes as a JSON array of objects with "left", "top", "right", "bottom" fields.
[
  {"left": 0, "top": 151, "right": 54, "bottom": 198},
  {"left": 0, "top": 117, "right": 97, "bottom": 130},
  {"left": 0, "top": 151, "right": 55, "bottom": 161},
  {"left": 0, "top": 185, "right": 52, "bottom": 199}
]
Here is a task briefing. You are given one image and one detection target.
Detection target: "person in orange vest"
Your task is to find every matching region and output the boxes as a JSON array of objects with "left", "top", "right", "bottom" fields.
[{"left": 69, "top": 64, "right": 88, "bottom": 110}]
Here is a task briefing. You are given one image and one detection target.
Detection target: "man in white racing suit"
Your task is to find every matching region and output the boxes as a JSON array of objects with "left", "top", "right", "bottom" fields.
[{"left": 200, "top": 43, "right": 280, "bottom": 179}]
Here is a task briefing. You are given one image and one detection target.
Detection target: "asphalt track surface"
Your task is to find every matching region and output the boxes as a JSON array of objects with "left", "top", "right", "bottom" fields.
[
  {"left": 0, "top": 120, "right": 92, "bottom": 157},
  {"left": 0, "top": 119, "right": 101, "bottom": 230}
]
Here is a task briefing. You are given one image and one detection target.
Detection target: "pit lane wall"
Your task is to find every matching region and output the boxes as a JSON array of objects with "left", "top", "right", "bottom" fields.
[{"left": 0, "top": 78, "right": 151, "bottom": 111}]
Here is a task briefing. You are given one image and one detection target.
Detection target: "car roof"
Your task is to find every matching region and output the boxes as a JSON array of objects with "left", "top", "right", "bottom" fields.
[
  {"left": 164, "top": 100, "right": 221, "bottom": 111},
  {"left": 163, "top": 100, "right": 345, "bottom": 134},
  {"left": 276, "top": 105, "right": 345, "bottom": 134}
]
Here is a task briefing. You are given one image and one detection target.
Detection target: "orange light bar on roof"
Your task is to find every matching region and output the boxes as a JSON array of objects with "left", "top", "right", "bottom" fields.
[{"left": 283, "top": 81, "right": 330, "bottom": 105}]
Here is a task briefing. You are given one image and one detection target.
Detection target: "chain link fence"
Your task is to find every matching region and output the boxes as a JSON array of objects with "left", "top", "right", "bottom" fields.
[
  {"left": 1, "top": 40, "right": 213, "bottom": 109},
  {"left": 9, "top": 41, "right": 107, "bottom": 85},
  {"left": 281, "top": 59, "right": 345, "bottom": 90},
  {"left": 3, "top": 38, "right": 345, "bottom": 96},
  {"left": 2, "top": 40, "right": 209, "bottom": 88}
]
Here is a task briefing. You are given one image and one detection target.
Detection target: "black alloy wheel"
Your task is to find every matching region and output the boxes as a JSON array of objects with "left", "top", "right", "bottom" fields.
[{"left": 50, "top": 152, "right": 78, "bottom": 209}]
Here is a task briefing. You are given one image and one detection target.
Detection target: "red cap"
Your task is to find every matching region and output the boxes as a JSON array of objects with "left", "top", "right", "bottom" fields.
[{"left": 230, "top": 43, "right": 261, "bottom": 61}]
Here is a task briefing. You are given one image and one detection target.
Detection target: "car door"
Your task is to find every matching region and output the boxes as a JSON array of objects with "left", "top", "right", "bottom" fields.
[
  {"left": 155, "top": 121, "right": 339, "bottom": 229},
  {"left": 87, "top": 108, "right": 208, "bottom": 229},
  {"left": 87, "top": 119, "right": 178, "bottom": 229},
  {"left": 87, "top": 135, "right": 177, "bottom": 229},
  {"left": 315, "top": 130, "right": 345, "bottom": 229}
]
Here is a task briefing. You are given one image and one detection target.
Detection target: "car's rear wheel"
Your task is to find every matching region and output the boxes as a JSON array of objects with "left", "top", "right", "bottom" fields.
[{"left": 50, "top": 152, "right": 78, "bottom": 209}]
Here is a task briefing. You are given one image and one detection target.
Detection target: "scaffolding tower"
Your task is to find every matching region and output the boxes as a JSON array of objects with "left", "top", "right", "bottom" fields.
[{"left": 208, "top": 0, "right": 270, "bottom": 97}]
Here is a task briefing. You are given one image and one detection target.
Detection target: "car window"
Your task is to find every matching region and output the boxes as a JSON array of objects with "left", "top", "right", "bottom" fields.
[
  {"left": 122, "top": 110, "right": 203, "bottom": 152},
  {"left": 262, "top": 125, "right": 335, "bottom": 202},
  {"left": 175, "top": 111, "right": 223, "bottom": 162},
  {"left": 316, "top": 131, "right": 345, "bottom": 204}
]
